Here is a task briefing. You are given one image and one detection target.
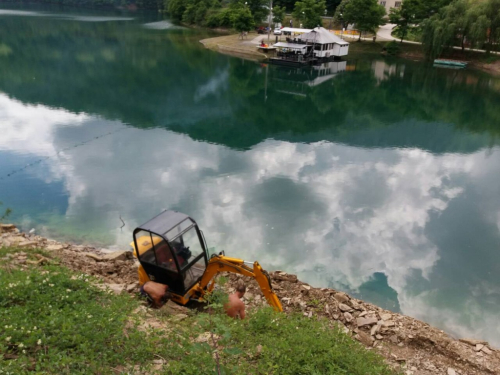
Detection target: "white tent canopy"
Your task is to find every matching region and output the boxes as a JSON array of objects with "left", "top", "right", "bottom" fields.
[{"left": 297, "top": 27, "right": 349, "bottom": 46}]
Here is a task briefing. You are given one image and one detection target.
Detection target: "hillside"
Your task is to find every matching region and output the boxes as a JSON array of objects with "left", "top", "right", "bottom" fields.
[{"left": 1, "top": 223, "right": 499, "bottom": 374}]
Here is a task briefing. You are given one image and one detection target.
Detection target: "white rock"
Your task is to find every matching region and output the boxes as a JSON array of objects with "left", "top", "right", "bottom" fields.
[
  {"left": 344, "top": 312, "right": 353, "bottom": 322},
  {"left": 356, "top": 316, "right": 378, "bottom": 327},
  {"left": 18, "top": 241, "right": 37, "bottom": 248},
  {"left": 171, "top": 313, "right": 189, "bottom": 322},
  {"left": 370, "top": 324, "right": 380, "bottom": 336},
  {"left": 380, "top": 313, "right": 392, "bottom": 321},
  {"left": 126, "top": 283, "right": 138, "bottom": 292},
  {"left": 195, "top": 332, "right": 212, "bottom": 343},
  {"left": 447, "top": 368, "right": 456, "bottom": 375},
  {"left": 475, "top": 344, "right": 484, "bottom": 352},
  {"left": 338, "top": 303, "right": 352, "bottom": 312},
  {"left": 333, "top": 292, "right": 349, "bottom": 304},
  {"left": 101, "top": 251, "right": 130, "bottom": 261},
  {"left": 481, "top": 346, "right": 492, "bottom": 355},
  {"left": 459, "top": 338, "right": 488, "bottom": 346},
  {"left": 244, "top": 292, "right": 254, "bottom": 300},
  {"left": 9, "top": 236, "right": 27, "bottom": 244},
  {"left": 0, "top": 224, "right": 16, "bottom": 231},
  {"left": 85, "top": 253, "right": 103, "bottom": 261},
  {"left": 46, "top": 244, "right": 65, "bottom": 251},
  {"left": 106, "top": 284, "right": 126, "bottom": 294}
]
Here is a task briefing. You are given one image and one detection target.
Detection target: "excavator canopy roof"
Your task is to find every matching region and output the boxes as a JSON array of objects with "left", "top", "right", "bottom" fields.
[{"left": 136, "top": 210, "right": 190, "bottom": 237}]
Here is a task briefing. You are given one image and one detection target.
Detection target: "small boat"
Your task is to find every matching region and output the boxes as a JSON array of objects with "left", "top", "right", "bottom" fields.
[{"left": 434, "top": 59, "right": 468, "bottom": 68}]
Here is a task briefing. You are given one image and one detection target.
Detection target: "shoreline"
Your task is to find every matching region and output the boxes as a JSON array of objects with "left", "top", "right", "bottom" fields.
[
  {"left": 199, "top": 32, "right": 500, "bottom": 76},
  {"left": 1, "top": 223, "right": 499, "bottom": 374}
]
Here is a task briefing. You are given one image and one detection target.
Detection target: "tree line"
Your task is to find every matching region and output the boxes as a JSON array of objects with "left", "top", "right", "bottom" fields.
[
  {"left": 166, "top": 0, "right": 386, "bottom": 36},
  {"left": 389, "top": 0, "right": 500, "bottom": 57}
]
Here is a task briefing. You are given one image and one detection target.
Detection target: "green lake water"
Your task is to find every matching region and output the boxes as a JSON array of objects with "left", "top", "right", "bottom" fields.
[{"left": 1, "top": 5, "right": 500, "bottom": 346}]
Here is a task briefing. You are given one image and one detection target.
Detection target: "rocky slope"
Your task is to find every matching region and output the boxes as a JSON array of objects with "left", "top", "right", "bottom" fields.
[{"left": 1, "top": 223, "right": 499, "bottom": 375}]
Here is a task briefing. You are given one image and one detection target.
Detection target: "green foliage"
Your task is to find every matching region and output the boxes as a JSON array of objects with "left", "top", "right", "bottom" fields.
[
  {"left": 292, "top": 0, "right": 326, "bottom": 29},
  {"left": 385, "top": 40, "right": 401, "bottom": 55},
  {"left": 231, "top": 6, "right": 256, "bottom": 32},
  {"left": 0, "top": 201, "right": 12, "bottom": 222},
  {"left": 389, "top": 2, "right": 418, "bottom": 43},
  {"left": 206, "top": 7, "right": 235, "bottom": 27},
  {"left": 167, "top": 0, "right": 259, "bottom": 29},
  {"left": 340, "top": 0, "right": 385, "bottom": 39},
  {"left": 0, "top": 247, "right": 162, "bottom": 373},
  {"left": 169, "top": 307, "right": 399, "bottom": 374},
  {"left": 479, "top": 0, "right": 500, "bottom": 53},
  {"left": 246, "top": 0, "right": 269, "bottom": 24},
  {"left": 273, "top": 5, "right": 286, "bottom": 24},
  {"left": 421, "top": 0, "right": 500, "bottom": 58},
  {"left": 401, "top": 0, "right": 453, "bottom": 24},
  {"left": 167, "top": 0, "right": 187, "bottom": 21},
  {"left": 276, "top": 0, "right": 339, "bottom": 13}
]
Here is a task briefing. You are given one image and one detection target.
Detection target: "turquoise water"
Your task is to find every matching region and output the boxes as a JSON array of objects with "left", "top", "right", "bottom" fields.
[{"left": 1, "top": 5, "right": 500, "bottom": 346}]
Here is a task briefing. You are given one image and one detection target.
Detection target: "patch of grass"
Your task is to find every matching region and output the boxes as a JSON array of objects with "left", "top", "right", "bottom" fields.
[
  {"left": 0, "top": 247, "right": 163, "bottom": 374},
  {"left": 167, "top": 304, "right": 399, "bottom": 374},
  {"left": 385, "top": 41, "right": 401, "bottom": 56},
  {"left": 392, "top": 27, "right": 422, "bottom": 43}
]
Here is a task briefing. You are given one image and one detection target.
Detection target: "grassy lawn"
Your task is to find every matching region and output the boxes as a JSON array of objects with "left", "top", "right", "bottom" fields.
[{"left": 0, "top": 246, "right": 399, "bottom": 374}]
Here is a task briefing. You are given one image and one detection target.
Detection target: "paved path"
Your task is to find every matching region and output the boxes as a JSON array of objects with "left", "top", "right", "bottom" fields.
[
  {"left": 377, "top": 23, "right": 396, "bottom": 41},
  {"left": 376, "top": 24, "right": 421, "bottom": 44}
]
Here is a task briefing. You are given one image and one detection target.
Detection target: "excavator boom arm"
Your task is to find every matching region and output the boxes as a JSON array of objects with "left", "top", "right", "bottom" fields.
[{"left": 198, "top": 255, "right": 283, "bottom": 312}]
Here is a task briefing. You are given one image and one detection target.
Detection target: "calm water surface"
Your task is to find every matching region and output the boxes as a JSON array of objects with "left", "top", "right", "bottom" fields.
[{"left": 1, "top": 5, "right": 500, "bottom": 346}]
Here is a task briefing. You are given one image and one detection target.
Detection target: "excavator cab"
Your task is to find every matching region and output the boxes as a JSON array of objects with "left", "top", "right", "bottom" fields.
[{"left": 133, "top": 210, "right": 208, "bottom": 296}]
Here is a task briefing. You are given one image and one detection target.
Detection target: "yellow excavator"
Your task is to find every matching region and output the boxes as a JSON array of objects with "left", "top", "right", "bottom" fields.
[{"left": 131, "top": 210, "right": 282, "bottom": 312}]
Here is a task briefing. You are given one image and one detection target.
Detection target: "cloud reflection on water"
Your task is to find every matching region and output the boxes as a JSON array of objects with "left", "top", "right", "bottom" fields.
[{"left": 0, "top": 94, "right": 500, "bottom": 346}]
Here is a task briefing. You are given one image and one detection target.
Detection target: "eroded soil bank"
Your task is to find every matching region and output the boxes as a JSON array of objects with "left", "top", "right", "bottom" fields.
[{"left": 1, "top": 223, "right": 499, "bottom": 375}]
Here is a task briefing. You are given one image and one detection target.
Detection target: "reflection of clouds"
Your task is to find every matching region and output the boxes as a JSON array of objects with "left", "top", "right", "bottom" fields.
[
  {"left": 2, "top": 94, "right": 500, "bottom": 346},
  {"left": 0, "top": 10, "right": 133, "bottom": 22},
  {"left": 0, "top": 94, "right": 88, "bottom": 157},
  {"left": 143, "top": 21, "right": 185, "bottom": 30},
  {"left": 194, "top": 68, "right": 229, "bottom": 102}
]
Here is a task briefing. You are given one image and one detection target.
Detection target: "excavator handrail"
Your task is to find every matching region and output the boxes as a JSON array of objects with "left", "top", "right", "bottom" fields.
[{"left": 198, "top": 255, "right": 283, "bottom": 312}]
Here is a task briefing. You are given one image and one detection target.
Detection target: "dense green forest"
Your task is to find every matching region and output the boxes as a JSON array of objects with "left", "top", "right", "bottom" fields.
[{"left": 0, "top": 17, "right": 499, "bottom": 152}]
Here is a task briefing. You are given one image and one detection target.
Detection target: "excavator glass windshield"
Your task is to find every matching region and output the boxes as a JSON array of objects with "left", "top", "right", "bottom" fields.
[{"left": 167, "top": 222, "right": 207, "bottom": 290}]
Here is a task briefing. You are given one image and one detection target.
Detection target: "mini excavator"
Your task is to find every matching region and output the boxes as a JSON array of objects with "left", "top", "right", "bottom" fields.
[{"left": 131, "top": 210, "right": 282, "bottom": 312}]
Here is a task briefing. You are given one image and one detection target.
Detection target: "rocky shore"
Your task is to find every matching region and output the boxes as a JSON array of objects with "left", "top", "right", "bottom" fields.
[{"left": 1, "top": 223, "right": 499, "bottom": 375}]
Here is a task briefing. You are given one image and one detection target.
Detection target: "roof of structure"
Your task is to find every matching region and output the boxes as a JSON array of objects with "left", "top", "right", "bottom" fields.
[
  {"left": 298, "top": 27, "right": 349, "bottom": 45},
  {"left": 281, "top": 27, "right": 312, "bottom": 33},
  {"left": 273, "top": 42, "right": 308, "bottom": 49}
]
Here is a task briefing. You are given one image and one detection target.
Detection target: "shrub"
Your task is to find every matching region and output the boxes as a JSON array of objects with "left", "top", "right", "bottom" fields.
[{"left": 385, "top": 40, "right": 401, "bottom": 56}]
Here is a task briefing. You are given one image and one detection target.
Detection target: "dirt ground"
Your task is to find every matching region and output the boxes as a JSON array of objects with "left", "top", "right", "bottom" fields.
[
  {"left": 200, "top": 33, "right": 271, "bottom": 60},
  {"left": 1, "top": 224, "right": 499, "bottom": 375}
]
